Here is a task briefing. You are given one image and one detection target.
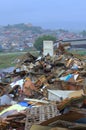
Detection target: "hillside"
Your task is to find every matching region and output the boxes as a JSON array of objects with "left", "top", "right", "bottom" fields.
[{"left": 0, "top": 23, "right": 84, "bottom": 52}]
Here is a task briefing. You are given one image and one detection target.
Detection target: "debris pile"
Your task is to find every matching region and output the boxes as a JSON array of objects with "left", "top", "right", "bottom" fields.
[{"left": 0, "top": 46, "right": 86, "bottom": 130}]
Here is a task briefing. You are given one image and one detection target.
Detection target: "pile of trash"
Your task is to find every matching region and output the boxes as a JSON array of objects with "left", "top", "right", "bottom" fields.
[{"left": 0, "top": 45, "right": 86, "bottom": 130}]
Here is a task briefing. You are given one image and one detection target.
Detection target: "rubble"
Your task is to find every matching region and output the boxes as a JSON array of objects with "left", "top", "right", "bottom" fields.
[{"left": 0, "top": 45, "right": 86, "bottom": 129}]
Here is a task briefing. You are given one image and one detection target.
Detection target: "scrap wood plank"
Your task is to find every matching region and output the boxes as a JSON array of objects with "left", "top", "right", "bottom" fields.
[
  {"left": 40, "top": 111, "right": 86, "bottom": 126},
  {"left": 48, "top": 120, "right": 86, "bottom": 129}
]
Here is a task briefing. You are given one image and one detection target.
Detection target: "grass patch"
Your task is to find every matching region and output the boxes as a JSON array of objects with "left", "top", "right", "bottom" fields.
[
  {"left": 69, "top": 50, "right": 86, "bottom": 56},
  {"left": 0, "top": 51, "right": 39, "bottom": 69},
  {"left": 0, "top": 53, "right": 20, "bottom": 69}
]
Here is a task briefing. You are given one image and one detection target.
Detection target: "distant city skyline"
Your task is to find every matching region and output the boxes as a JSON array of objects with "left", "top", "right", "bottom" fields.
[{"left": 0, "top": 0, "right": 86, "bottom": 31}]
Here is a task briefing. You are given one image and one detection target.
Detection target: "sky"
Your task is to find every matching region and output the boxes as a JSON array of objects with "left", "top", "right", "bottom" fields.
[{"left": 0, "top": 0, "right": 86, "bottom": 30}]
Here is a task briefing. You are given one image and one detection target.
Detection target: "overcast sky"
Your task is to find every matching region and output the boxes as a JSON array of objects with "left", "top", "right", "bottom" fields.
[{"left": 0, "top": 0, "right": 86, "bottom": 30}]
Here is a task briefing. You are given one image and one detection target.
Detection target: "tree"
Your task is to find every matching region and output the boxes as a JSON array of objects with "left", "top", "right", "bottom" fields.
[{"left": 34, "top": 35, "right": 56, "bottom": 51}]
